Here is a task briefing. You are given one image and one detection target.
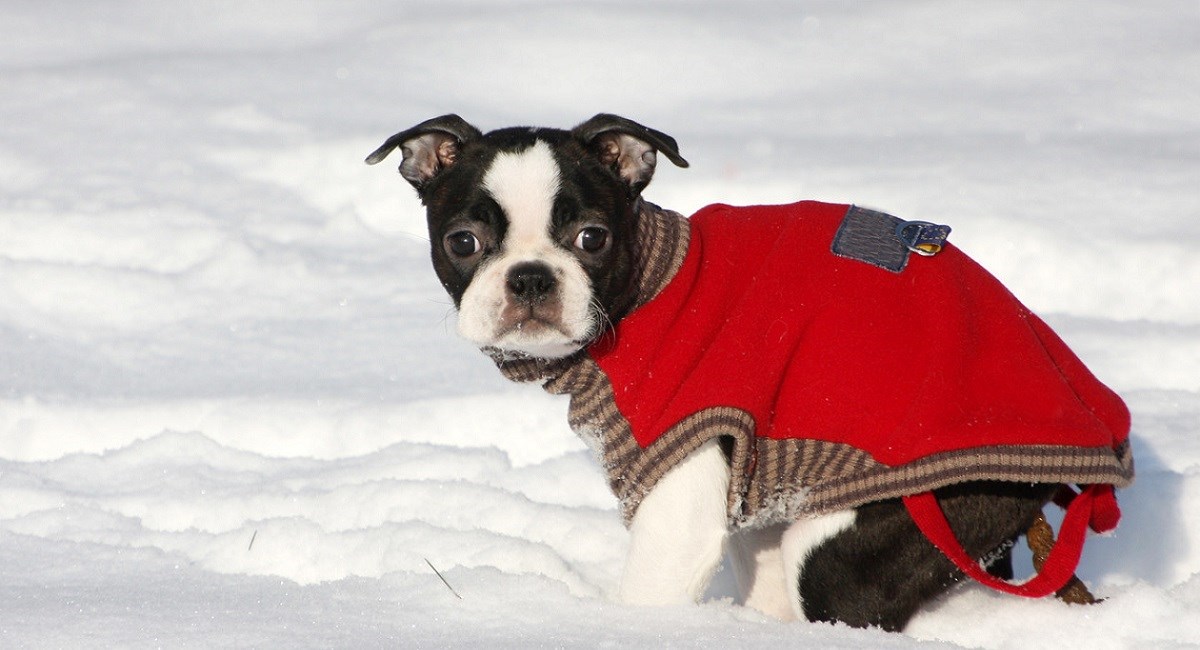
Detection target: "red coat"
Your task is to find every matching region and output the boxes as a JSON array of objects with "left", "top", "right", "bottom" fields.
[
  {"left": 587, "top": 201, "right": 1132, "bottom": 598},
  {"left": 590, "top": 201, "right": 1129, "bottom": 467}
]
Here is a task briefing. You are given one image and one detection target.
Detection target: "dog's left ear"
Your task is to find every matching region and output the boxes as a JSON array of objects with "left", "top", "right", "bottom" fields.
[
  {"left": 365, "top": 114, "right": 483, "bottom": 191},
  {"left": 572, "top": 114, "right": 689, "bottom": 196}
]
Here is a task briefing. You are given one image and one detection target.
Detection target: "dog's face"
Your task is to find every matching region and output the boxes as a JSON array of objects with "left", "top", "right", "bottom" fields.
[{"left": 367, "top": 115, "right": 687, "bottom": 358}]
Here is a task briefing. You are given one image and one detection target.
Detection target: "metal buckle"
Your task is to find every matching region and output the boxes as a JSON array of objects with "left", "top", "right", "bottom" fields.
[{"left": 895, "top": 220, "right": 952, "bottom": 257}]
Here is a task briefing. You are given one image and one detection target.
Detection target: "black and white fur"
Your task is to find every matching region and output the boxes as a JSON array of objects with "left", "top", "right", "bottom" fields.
[{"left": 367, "top": 115, "right": 1053, "bottom": 631}]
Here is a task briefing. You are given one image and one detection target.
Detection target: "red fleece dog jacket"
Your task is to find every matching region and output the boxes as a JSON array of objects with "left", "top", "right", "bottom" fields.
[{"left": 496, "top": 201, "right": 1133, "bottom": 598}]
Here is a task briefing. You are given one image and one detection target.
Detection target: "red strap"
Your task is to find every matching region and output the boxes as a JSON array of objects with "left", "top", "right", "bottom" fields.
[
  {"left": 902, "top": 485, "right": 1100, "bottom": 598},
  {"left": 1089, "top": 484, "right": 1121, "bottom": 533}
]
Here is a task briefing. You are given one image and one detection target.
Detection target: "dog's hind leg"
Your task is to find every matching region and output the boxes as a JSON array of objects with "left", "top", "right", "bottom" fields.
[
  {"left": 779, "top": 510, "right": 858, "bottom": 620},
  {"left": 617, "top": 439, "right": 730, "bottom": 605},
  {"left": 795, "top": 481, "right": 1055, "bottom": 631}
]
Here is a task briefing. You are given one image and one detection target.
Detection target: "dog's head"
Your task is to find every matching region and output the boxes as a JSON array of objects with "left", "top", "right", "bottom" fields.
[{"left": 367, "top": 114, "right": 687, "bottom": 359}]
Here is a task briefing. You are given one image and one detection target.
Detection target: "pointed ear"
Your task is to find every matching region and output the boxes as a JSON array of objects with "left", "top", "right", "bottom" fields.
[
  {"left": 572, "top": 114, "right": 689, "bottom": 196},
  {"left": 365, "top": 114, "right": 483, "bottom": 190}
]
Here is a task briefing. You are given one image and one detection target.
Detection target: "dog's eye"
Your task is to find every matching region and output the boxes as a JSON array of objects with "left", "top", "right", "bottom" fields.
[
  {"left": 445, "top": 231, "right": 481, "bottom": 257},
  {"left": 574, "top": 226, "right": 609, "bottom": 253}
]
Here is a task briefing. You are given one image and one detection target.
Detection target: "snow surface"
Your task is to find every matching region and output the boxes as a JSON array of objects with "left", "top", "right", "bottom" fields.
[{"left": 2, "top": 1, "right": 1198, "bottom": 647}]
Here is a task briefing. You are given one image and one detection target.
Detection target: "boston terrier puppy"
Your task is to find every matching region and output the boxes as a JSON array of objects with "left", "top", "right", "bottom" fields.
[{"left": 366, "top": 115, "right": 1132, "bottom": 630}]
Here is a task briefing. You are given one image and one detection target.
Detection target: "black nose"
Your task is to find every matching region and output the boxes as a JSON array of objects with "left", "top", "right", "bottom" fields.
[{"left": 506, "top": 262, "right": 556, "bottom": 302}]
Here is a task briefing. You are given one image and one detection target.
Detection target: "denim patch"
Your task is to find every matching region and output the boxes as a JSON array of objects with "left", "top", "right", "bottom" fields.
[{"left": 830, "top": 206, "right": 911, "bottom": 273}]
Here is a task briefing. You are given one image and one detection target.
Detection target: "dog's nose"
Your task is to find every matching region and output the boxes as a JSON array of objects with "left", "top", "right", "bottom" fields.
[{"left": 506, "top": 262, "right": 556, "bottom": 302}]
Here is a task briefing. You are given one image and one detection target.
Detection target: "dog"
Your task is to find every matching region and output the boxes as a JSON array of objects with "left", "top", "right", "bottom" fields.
[{"left": 367, "top": 114, "right": 1133, "bottom": 630}]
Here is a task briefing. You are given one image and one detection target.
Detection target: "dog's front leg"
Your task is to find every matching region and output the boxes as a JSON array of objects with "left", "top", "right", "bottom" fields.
[{"left": 617, "top": 439, "right": 730, "bottom": 605}]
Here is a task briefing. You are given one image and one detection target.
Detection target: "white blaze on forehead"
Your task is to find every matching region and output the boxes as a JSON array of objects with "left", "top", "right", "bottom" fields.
[
  {"left": 482, "top": 140, "right": 561, "bottom": 254},
  {"left": 457, "top": 138, "right": 594, "bottom": 359}
]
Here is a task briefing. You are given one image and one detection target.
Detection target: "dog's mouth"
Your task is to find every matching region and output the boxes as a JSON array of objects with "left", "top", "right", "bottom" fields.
[
  {"left": 487, "top": 303, "right": 594, "bottom": 358},
  {"left": 497, "top": 313, "right": 567, "bottom": 338},
  {"left": 498, "top": 300, "right": 565, "bottom": 331}
]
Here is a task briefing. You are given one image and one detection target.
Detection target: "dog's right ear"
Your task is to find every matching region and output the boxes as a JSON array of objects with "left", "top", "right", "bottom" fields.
[{"left": 365, "top": 114, "right": 483, "bottom": 190}]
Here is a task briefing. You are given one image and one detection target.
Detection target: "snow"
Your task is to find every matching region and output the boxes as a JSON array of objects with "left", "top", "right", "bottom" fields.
[{"left": 1, "top": 0, "right": 1197, "bottom": 647}]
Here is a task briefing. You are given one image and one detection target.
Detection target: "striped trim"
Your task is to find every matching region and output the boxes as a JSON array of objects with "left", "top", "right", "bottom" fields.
[
  {"left": 803, "top": 441, "right": 1134, "bottom": 516},
  {"left": 734, "top": 432, "right": 878, "bottom": 528},
  {"left": 629, "top": 407, "right": 756, "bottom": 523},
  {"left": 628, "top": 201, "right": 691, "bottom": 309}
]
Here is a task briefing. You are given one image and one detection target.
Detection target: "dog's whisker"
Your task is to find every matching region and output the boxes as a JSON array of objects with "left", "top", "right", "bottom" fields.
[
  {"left": 436, "top": 306, "right": 457, "bottom": 330},
  {"left": 590, "top": 297, "right": 612, "bottom": 333}
]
